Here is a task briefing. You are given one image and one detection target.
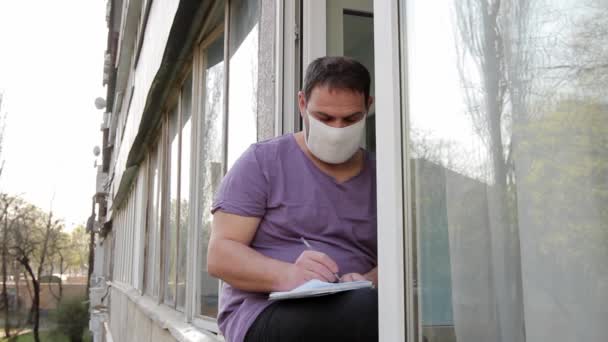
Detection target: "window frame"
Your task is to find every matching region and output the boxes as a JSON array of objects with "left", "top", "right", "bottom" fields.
[
  {"left": 162, "top": 102, "right": 179, "bottom": 308},
  {"left": 135, "top": 157, "right": 149, "bottom": 293},
  {"left": 176, "top": 71, "right": 195, "bottom": 312},
  {"left": 161, "top": 66, "right": 194, "bottom": 311},
  {"left": 137, "top": 3, "right": 226, "bottom": 334},
  {"left": 373, "top": 0, "right": 410, "bottom": 341},
  {"left": 143, "top": 129, "right": 164, "bottom": 299},
  {"left": 276, "top": 0, "right": 302, "bottom": 134},
  {"left": 190, "top": 23, "right": 225, "bottom": 332},
  {"left": 302, "top": 0, "right": 327, "bottom": 74}
]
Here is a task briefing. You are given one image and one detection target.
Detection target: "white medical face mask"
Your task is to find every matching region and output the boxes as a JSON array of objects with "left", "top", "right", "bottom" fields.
[{"left": 304, "top": 110, "right": 366, "bottom": 164}]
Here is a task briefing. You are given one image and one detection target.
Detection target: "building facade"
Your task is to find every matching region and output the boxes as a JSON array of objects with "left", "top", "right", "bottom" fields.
[{"left": 90, "top": 0, "right": 608, "bottom": 341}]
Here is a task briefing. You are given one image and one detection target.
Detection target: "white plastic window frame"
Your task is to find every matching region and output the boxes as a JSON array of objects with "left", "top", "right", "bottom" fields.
[
  {"left": 301, "top": 1, "right": 327, "bottom": 73},
  {"left": 276, "top": 0, "right": 302, "bottom": 135},
  {"left": 374, "top": 0, "right": 413, "bottom": 341},
  {"left": 298, "top": 2, "right": 409, "bottom": 340}
]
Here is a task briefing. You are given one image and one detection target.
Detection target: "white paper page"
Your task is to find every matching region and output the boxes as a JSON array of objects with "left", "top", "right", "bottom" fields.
[{"left": 269, "top": 279, "right": 373, "bottom": 301}]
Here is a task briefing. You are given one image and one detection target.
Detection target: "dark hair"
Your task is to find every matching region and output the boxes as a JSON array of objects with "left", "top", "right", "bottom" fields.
[{"left": 303, "top": 56, "right": 371, "bottom": 103}]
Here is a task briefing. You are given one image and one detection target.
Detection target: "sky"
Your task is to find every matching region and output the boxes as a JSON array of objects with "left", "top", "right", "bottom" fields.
[{"left": 0, "top": 1, "right": 107, "bottom": 230}]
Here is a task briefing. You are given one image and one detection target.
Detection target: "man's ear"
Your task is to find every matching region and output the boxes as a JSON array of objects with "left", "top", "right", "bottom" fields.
[
  {"left": 367, "top": 96, "right": 374, "bottom": 111},
  {"left": 298, "top": 91, "right": 306, "bottom": 116}
]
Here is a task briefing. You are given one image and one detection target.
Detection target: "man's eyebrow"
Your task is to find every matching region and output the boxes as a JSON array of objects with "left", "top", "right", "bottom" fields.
[
  {"left": 345, "top": 111, "right": 365, "bottom": 119},
  {"left": 315, "top": 111, "right": 333, "bottom": 118},
  {"left": 315, "top": 111, "right": 365, "bottom": 119}
]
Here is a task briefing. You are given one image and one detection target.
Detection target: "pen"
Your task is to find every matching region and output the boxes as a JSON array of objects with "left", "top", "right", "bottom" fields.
[{"left": 300, "top": 237, "right": 341, "bottom": 282}]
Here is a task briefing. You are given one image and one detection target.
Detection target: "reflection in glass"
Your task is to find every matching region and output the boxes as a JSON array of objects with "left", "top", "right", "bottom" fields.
[
  {"left": 176, "top": 74, "right": 192, "bottom": 311},
  {"left": 227, "top": 0, "right": 259, "bottom": 169},
  {"left": 342, "top": 10, "right": 375, "bottom": 151},
  {"left": 403, "top": 0, "right": 608, "bottom": 341},
  {"left": 326, "top": 1, "right": 376, "bottom": 152},
  {"left": 198, "top": 35, "right": 224, "bottom": 318},
  {"left": 164, "top": 106, "right": 179, "bottom": 306}
]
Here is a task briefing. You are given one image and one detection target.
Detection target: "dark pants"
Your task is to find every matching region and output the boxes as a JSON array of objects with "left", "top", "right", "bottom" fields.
[{"left": 244, "top": 288, "right": 378, "bottom": 342}]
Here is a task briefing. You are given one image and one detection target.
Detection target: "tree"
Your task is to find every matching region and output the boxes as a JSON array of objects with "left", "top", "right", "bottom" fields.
[
  {"left": 46, "top": 230, "right": 70, "bottom": 302},
  {"left": 549, "top": 0, "right": 608, "bottom": 97},
  {"left": 9, "top": 203, "right": 64, "bottom": 342},
  {"left": 54, "top": 297, "right": 88, "bottom": 342},
  {"left": 0, "top": 92, "right": 6, "bottom": 177},
  {"left": 449, "top": 0, "right": 607, "bottom": 340},
  {"left": 0, "top": 94, "right": 9, "bottom": 337},
  {"left": 0, "top": 195, "right": 31, "bottom": 338},
  {"left": 452, "top": 1, "right": 539, "bottom": 339},
  {"left": 65, "top": 225, "right": 90, "bottom": 276}
]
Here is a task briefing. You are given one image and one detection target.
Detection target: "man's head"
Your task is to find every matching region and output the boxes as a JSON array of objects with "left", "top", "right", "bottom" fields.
[
  {"left": 301, "top": 56, "right": 371, "bottom": 105},
  {"left": 298, "top": 57, "right": 373, "bottom": 164}
]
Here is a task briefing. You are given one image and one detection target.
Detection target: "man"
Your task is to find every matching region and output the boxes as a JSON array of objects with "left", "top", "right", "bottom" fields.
[{"left": 208, "top": 56, "right": 378, "bottom": 342}]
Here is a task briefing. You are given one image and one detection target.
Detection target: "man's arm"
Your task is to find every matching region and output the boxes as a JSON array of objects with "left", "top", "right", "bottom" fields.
[{"left": 207, "top": 211, "right": 340, "bottom": 292}]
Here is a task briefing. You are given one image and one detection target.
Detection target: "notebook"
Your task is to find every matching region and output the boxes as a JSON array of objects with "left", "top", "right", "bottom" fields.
[{"left": 268, "top": 279, "right": 373, "bottom": 301}]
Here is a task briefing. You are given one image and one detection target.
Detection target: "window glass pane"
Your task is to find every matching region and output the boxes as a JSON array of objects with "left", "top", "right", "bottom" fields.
[
  {"left": 176, "top": 74, "right": 193, "bottom": 311},
  {"left": 342, "top": 10, "right": 375, "bottom": 152},
  {"left": 325, "top": 0, "right": 375, "bottom": 151},
  {"left": 164, "top": 106, "right": 179, "bottom": 306},
  {"left": 144, "top": 144, "right": 161, "bottom": 297},
  {"left": 403, "top": 0, "right": 608, "bottom": 341},
  {"left": 154, "top": 133, "right": 164, "bottom": 296},
  {"left": 198, "top": 34, "right": 224, "bottom": 318},
  {"left": 227, "top": 0, "right": 259, "bottom": 169}
]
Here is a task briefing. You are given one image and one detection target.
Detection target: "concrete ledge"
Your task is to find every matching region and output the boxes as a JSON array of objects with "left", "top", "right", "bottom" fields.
[{"left": 108, "top": 281, "right": 223, "bottom": 342}]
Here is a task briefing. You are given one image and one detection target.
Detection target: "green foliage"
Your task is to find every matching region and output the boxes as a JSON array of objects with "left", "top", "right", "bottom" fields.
[
  {"left": 39, "top": 275, "right": 61, "bottom": 284},
  {"left": 4, "top": 331, "right": 66, "bottom": 342},
  {"left": 58, "top": 225, "right": 89, "bottom": 275},
  {"left": 52, "top": 298, "right": 89, "bottom": 342},
  {"left": 2, "top": 330, "right": 92, "bottom": 342},
  {"left": 515, "top": 99, "right": 608, "bottom": 283}
]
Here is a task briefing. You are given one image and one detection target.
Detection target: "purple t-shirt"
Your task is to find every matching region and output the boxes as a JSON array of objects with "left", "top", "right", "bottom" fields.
[{"left": 211, "top": 134, "right": 377, "bottom": 342}]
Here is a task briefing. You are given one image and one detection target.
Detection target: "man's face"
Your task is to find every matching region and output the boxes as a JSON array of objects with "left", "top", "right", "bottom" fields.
[{"left": 298, "top": 85, "right": 372, "bottom": 129}]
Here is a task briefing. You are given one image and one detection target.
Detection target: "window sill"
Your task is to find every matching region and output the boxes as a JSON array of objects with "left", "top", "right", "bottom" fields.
[{"left": 109, "top": 281, "right": 223, "bottom": 342}]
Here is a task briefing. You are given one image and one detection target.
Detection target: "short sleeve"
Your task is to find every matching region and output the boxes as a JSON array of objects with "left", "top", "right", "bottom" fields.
[{"left": 211, "top": 144, "right": 268, "bottom": 217}]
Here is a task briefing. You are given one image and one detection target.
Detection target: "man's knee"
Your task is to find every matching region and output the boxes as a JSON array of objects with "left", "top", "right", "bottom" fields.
[
  {"left": 338, "top": 289, "right": 378, "bottom": 321},
  {"left": 342, "top": 288, "right": 378, "bottom": 307}
]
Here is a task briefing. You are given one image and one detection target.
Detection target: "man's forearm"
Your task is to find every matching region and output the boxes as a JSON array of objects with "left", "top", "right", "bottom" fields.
[{"left": 207, "top": 238, "right": 291, "bottom": 292}]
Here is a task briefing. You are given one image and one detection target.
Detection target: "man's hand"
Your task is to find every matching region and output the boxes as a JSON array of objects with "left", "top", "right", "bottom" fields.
[
  {"left": 339, "top": 273, "right": 367, "bottom": 282},
  {"left": 340, "top": 267, "right": 378, "bottom": 287},
  {"left": 278, "top": 250, "right": 340, "bottom": 290}
]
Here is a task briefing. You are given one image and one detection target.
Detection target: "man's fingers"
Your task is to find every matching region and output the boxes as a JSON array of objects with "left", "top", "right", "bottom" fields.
[
  {"left": 340, "top": 274, "right": 354, "bottom": 282},
  {"left": 340, "top": 273, "right": 366, "bottom": 282},
  {"left": 299, "top": 258, "right": 335, "bottom": 282},
  {"left": 301, "top": 250, "right": 339, "bottom": 273},
  {"left": 305, "top": 270, "right": 326, "bottom": 282},
  {"left": 351, "top": 273, "right": 366, "bottom": 281}
]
